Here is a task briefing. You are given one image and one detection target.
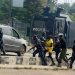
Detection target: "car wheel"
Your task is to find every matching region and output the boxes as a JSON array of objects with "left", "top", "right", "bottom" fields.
[{"left": 17, "top": 45, "right": 26, "bottom": 56}]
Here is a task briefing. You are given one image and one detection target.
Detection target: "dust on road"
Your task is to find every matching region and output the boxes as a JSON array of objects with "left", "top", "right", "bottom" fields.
[{"left": 0, "top": 69, "right": 75, "bottom": 75}]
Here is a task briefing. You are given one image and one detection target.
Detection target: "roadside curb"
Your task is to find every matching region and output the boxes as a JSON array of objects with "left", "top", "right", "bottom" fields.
[{"left": 0, "top": 65, "right": 75, "bottom": 70}]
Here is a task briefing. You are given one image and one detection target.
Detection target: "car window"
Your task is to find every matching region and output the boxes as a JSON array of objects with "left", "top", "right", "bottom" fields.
[
  {"left": 2, "top": 27, "right": 12, "bottom": 36},
  {"left": 12, "top": 29, "right": 20, "bottom": 38}
]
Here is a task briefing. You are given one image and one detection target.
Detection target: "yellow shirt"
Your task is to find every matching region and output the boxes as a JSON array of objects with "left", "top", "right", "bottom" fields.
[{"left": 45, "top": 39, "right": 53, "bottom": 53}]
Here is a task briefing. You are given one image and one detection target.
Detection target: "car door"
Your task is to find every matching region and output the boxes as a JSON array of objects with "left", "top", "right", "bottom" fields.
[
  {"left": 2, "top": 27, "right": 13, "bottom": 51},
  {"left": 11, "top": 28, "right": 22, "bottom": 52}
]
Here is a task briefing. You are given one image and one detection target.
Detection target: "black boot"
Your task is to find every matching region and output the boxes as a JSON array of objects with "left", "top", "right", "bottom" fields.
[{"left": 3, "top": 50, "right": 6, "bottom": 55}]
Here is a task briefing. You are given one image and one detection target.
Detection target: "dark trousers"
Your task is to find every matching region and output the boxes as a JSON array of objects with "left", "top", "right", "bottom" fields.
[
  {"left": 58, "top": 48, "right": 68, "bottom": 64},
  {"left": 33, "top": 49, "right": 47, "bottom": 65},
  {"left": 55, "top": 51, "right": 60, "bottom": 62},
  {"left": 0, "top": 41, "right": 5, "bottom": 55},
  {"left": 33, "top": 50, "right": 38, "bottom": 57},
  {"left": 70, "top": 56, "right": 75, "bottom": 68}
]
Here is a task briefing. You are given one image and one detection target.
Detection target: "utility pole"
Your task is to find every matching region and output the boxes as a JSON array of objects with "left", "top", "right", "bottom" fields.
[{"left": 9, "top": 0, "right": 13, "bottom": 27}]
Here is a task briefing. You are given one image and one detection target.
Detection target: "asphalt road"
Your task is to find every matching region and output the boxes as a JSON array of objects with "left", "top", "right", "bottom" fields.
[{"left": 0, "top": 69, "right": 75, "bottom": 75}]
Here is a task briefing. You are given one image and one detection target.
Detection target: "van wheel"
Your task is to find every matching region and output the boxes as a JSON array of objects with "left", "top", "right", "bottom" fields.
[{"left": 17, "top": 45, "right": 26, "bottom": 56}]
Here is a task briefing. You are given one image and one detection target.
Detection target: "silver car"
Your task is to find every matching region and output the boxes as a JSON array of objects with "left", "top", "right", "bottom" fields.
[{"left": 0, "top": 25, "right": 26, "bottom": 56}]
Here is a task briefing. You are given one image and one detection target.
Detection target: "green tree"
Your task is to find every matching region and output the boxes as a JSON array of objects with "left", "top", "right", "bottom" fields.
[
  {"left": 23, "top": 0, "right": 43, "bottom": 22},
  {"left": 12, "top": 0, "right": 43, "bottom": 23},
  {"left": 0, "top": 0, "right": 43, "bottom": 23},
  {"left": 69, "top": 3, "right": 75, "bottom": 14},
  {"left": 0, "top": 0, "right": 9, "bottom": 20},
  {"left": 68, "top": 3, "right": 75, "bottom": 21},
  {"left": 47, "top": 0, "right": 57, "bottom": 12},
  {"left": 58, "top": 3, "right": 70, "bottom": 13}
]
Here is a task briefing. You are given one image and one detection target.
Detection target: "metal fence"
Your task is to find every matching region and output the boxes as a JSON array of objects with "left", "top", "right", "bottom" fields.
[{"left": 12, "top": 19, "right": 30, "bottom": 41}]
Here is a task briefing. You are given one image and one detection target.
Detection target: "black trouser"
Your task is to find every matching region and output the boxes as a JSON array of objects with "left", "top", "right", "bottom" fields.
[
  {"left": 0, "top": 41, "right": 5, "bottom": 55},
  {"left": 33, "top": 49, "right": 47, "bottom": 65},
  {"left": 55, "top": 51, "right": 60, "bottom": 62},
  {"left": 58, "top": 48, "right": 68, "bottom": 64},
  {"left": 33, "top": 50, "right": 38, "bottom": 57},
  {"left": 70, "top": 56, "right": 75, "bottom": 68}
]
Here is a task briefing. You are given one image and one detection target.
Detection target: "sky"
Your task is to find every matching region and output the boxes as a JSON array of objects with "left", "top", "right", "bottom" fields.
[{"left": 57, "top": 0, "right": 75, "bottom": 5}]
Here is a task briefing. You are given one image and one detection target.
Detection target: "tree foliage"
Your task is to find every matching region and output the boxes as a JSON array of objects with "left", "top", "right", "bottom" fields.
[
  {"left": 12, "top": 0, "right": 43, "bottom": 23},
  {"left": 58, "top": 3, "right": 70, "bottom": 13},
  {"left": 47, "top": 0, "right": 57, "bottom": 12},
  {"left": 0, "top": 0, "right": 43, "bottom": 23},
  {"left": 57, "top": 3, "right": 75, "bottom": 21},
  {"left": 0, "top": 0, "right": 10, "bottom": 22},
  {"left": 69, "top": 3, "right": 75, "bottom": 14},
  {"left": 0, "top": 0, "right": 57, "bottom": 23}
]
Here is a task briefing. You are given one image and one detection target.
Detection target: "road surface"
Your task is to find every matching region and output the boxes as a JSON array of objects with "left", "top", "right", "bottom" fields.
[
  {"left": 0, "top": 47, "right": 75, "bottom": 68},
  {"left": 0, "top": 69, "right": 75, "bottom": 75}
]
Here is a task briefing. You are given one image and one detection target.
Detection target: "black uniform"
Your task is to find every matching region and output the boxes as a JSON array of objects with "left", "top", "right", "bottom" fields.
[
  {"left": 0, "top": 29, "right": 5, "bottom": 55},
  {"left": 32, "top": 36, "right": 47, "bottom": 65},
  {"left": 54, "top": 39, "right": 61, "bottom": 62},
  {"left": 70, "top": 42, "right": 75, "bottom": 68},
  {"left": 58, "top": 36, "right": 68, "bottom": 67}
]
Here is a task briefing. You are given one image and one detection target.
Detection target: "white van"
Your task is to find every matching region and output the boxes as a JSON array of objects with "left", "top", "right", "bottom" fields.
[{"left": 0, "top": 24, "right": 26, "bottom": 56}]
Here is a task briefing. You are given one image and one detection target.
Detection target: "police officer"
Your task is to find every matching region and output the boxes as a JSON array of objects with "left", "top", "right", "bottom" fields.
[
  {"left": 69, "top": 40, "right": 75, "bottom": 69},
  {"left": 28, "top": 35, "right": 47, "bottom": 65},
  {"left": 53, "top": 36, "right": 61, "bottom": 62},
  {"left": 58, "top": 35, "right": 68, "bottom": 67},
  {"left": 0, "top": 28, "right": 5, "bottom": 55}
]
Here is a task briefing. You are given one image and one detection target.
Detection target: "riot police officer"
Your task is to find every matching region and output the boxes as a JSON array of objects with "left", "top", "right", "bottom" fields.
[{"left": 28, "top": 35, "right": 47, "bottom": 65}]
